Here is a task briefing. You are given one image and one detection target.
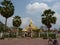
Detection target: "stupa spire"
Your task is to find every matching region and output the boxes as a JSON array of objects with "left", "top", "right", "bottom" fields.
[{"left": 30, "top": 19, "right": 33, "bottom": 25}]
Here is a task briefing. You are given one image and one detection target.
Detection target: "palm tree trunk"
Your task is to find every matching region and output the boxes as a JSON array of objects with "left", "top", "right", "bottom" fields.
[
  {"left": 4, "top": 18, "right": 7, "bottom": 38},
  {"left": 4, "top": 18, "right": 7, "bottom": 33},
  {"left": 47, "top": 28, "right": 50, "bottom": 38},
  {"left": 47, "top": 29, "right": 48, "bottom": 38},
  {"left": 16, "top": 27, "right": 19, "bottom": 38},
  {"left": 56, "top": 30, "right": 57, "bottom": 38},
  {"left": 5, "top": 18, "right": 7, "bottom": 30}
]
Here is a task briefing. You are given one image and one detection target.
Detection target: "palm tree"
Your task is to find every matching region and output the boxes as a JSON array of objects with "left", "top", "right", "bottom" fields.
[
  {"left": 13, "top": 16, "right": 22, "bottom": 37},
  {"left": 41, "top": 9, "right": 56, "bottom": 38},
  {"left": 0, "top": 0, "right": 14, "bottom": 32}
]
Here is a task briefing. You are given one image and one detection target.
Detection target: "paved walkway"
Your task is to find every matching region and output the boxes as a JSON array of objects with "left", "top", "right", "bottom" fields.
[{"left": 0, "top": 38, "right": 60, "bottom": 45}]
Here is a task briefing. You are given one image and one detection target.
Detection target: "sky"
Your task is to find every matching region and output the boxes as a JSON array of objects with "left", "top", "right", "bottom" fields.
[{"left": 0, "top": 0, "right": 60, "bottom": 29}]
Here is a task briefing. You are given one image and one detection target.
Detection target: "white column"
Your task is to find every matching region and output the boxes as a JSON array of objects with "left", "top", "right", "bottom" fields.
[
  {"left": 39, "top": 31, "right": 40, "bottom": 37},
  {"left": 31, "top": 31, "right": 32, "bottom": 37}
]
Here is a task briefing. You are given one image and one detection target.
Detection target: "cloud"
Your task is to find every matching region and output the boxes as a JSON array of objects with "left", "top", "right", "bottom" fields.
[
  {"left": 21, "top": 17, "right": 30, "bottom": 28},
  {"left": 51, "top": 13, "right": 60, "bottom": 29},
  {"left": 52, "top": 2, "right": 60, "bottom": 13},
  {"left": 7, "top": 16, "right": 14, "bottom": 27},
  {"left": 51, "top": 2, "right": 60, "bottom": 28},
  {"left": 26, "top": 2, "right": 49, "bottom": 14},
  {"left": 54, "top": 13, "right": 60, "bottom": 24}
]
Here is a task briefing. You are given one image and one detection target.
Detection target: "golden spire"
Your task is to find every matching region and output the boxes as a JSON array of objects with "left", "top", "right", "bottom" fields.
[{"left": 30, "top": 19, "right": 33, "bottom": 24}]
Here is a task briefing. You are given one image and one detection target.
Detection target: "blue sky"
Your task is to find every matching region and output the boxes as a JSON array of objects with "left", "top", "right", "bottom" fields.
[{"left": 0, "top": 0, "right": 60, "bottom": 29}]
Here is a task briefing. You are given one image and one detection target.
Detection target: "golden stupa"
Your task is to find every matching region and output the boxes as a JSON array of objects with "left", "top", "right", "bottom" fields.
[{"left": 22, "top": 19, "right": 38, "bottom": 31}]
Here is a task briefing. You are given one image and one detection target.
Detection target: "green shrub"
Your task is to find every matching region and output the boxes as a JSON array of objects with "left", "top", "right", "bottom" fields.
[
  {"left": 32, "top": 30, "right": 39, "bottom": 38},
  {"left": 43, "top": 33, "right": 47, "bottom": 39},
  {"left": 40, "top": 32, "right": 56, "bottom": 39},
  {"left": 49, "top": 33, "right": 56, "bottom": 39},
  {"left": 3, "top": 33, "right": 16, "bottom": 38},
  {"left": 40, "top": 33, "right": 44, "bottom": 38}
]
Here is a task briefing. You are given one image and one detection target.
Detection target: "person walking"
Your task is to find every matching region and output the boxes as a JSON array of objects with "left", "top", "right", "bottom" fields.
[
  {"left": 53, "top": 39, "right": 59, "bottom": 45},
  {"left": 48, "top": 37, "right": 53, "bottom": 45}
]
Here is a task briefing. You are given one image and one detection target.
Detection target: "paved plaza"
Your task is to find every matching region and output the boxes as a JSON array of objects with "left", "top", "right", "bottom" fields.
[{"left": 0, "top": 38, "right": 60, "bottom": 45}]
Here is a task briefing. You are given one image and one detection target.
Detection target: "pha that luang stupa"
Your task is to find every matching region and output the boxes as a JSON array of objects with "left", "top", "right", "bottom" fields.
[{"left": 22, "top": 19, "right": 38, "bottom": 37}]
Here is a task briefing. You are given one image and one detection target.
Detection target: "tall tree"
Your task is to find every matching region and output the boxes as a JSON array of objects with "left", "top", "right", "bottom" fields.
[
  {"left": 41, "top": 9, "right": 56, "bottom": 38},
  {"left": 13, "top": 16, "right": 22, "bottom": 37},
  {"left": 0, "top": 0, "right": 14, "bottom": 32}
]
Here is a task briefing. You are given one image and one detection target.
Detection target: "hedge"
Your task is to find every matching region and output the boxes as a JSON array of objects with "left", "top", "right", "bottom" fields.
[{"left": 40, "top": 32, "right": 56, "bottom": 39}]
